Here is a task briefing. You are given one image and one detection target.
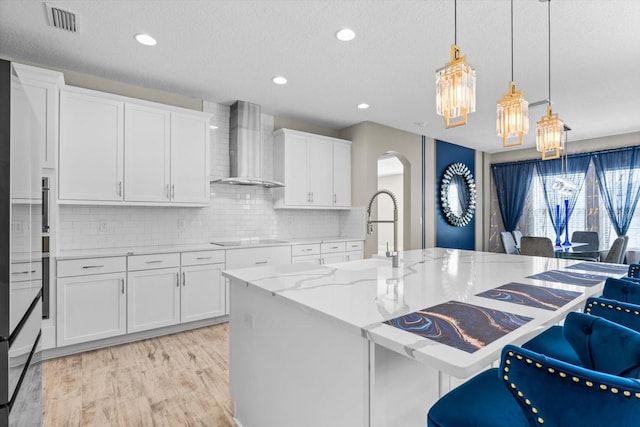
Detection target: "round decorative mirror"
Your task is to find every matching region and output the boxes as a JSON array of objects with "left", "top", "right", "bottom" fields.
[{"left": 440, "top": 162, "right": 476, "bottom": 227}]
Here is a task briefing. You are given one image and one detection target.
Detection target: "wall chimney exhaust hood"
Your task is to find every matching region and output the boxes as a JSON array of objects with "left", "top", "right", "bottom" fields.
[{"left": 211, "top": 100, "right": 284, "bottom": 188}]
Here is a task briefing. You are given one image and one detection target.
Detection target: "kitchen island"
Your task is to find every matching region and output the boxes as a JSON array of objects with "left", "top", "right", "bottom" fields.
[{"left": 224, "top": 248, "right": 624, "bottom": 427}]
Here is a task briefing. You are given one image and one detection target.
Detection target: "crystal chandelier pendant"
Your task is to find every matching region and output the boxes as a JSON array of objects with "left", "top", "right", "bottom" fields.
[
  {"left": 536, "top": 105, "right": 564, "bottom": 160},
  {"left": 436, "top": 44, "right": 476, "bottom": 128},
  {"left": 497, "top": 81, "right": 529, "bottom": 147}
]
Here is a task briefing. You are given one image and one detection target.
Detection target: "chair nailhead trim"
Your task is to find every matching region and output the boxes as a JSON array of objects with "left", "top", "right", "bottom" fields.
[
  {"left": 535, "top": 363, "right": 542, "bottom": 368},
  {"left": 504, "top": 375, "right": 509, "bottom": 381},
  {"left": 624, "top": 391, "right": 631, "bottom": 397},
  {"left": 559, "top": 372, "right": 567, "bottom": 378},
  {"left": 516, "top": 355, "right": 523, "bottom": 360},
  {"left": 600, "top": 384, "right": 608, "bottom": 391},
  {"left": 586, "top": 381, "right": 593, "bottom": 387},
  {"left": 547, "top": 368, "right": 555, "bottom": 374},
  {"left": 526, "top": 358, "right": 532, "bottom": 364},
  {"left": 538, "top": 417, "right": 544, "bottom": 424},
  {"left": 611, "top": 388, "right": 619, "bottom": 394},
  {"left": 504, "top": 367, "right": 509, "bottom": 372},
  {"left": 572, "top": 377, "right": 579, "bottom": 383},
  {"left": 532, "top": 408, "right": 538, "bottom": 414},
  {"left": 635, "top": 392, "right": 640, "bottom": 398}
]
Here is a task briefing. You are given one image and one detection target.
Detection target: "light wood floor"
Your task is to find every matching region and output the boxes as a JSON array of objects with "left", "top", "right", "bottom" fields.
[{"left": 43, "top": 323, "right": 235, "bottom": 427}]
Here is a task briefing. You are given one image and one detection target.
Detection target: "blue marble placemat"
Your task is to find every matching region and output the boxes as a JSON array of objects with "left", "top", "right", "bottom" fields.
[
  {"left": 564, "top": 262, "right": 628, "bottom": 275},
  {"left": 476, "top": 282, "right": 581, "bottom": 311},
  {"left": 527, "top": 270, "right": 609, "bottom": 287},
  {"left": 384, "top": 301, "right": 532, "bottom": 354}
]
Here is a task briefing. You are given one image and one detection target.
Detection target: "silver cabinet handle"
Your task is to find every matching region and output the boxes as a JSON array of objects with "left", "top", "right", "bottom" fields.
[
  {"left": 121, "top": 278, "right": 125, "bottom": 294},
  {"left": 334, "top": 194, "right": 337, "bottom": 204},
  {"left": 330, "top": 246, "right": 339, "bottom": 249},
  {"left": 255, "top": 261, "right": 268, "bottom": 265},
  {"left": 182, "top": 272, "right": 186, "bottom": 287},
  {"left": 12, "top": 270, "right": 36, "bottom": 274},
  {"left": 171, "top": 184, "right": 175, "bottom": 199},
  {"left": 166, "top": 184, "right": 170, "bottom": 199},
  {"left": 196, "top": 256, "right": 212, "bottom": 260},
  {"left": 145, "top": 260, "right": 163, "bottom": 264},
  {"left": 320, "top": 258, "right": 324, "bottom": 265},
  {"left": 303, "top": 248, "right": 312, "bottom": 252},
  {"left": 311, "top": 192, "right": 314, "bottom": 203},
  {"left": 176, "top": 272, "right": 180, "bottom": 287},
  {"left": 82, "top": 265, "right": 104, "bottom": 269},
  {"left": 308, "top": 192, "right": 311, "bottom": 203},
  {"left": 118, "top": 181, "right": 122, "bottom": 196}
]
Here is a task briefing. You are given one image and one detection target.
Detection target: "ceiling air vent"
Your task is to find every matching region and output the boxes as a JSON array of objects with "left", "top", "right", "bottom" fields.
[{"left": 45, "top": 3, "right": 78, "bottom": 33}]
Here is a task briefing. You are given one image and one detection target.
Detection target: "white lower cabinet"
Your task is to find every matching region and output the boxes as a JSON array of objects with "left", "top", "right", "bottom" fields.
[
  {"left": 181, "top": 251, "right": 226, "bottom": 323},
  {"left": 57, "top": 271, "right": 127, "bottom": 347},
  {"left": 127, "top": 267, "right": 181, "bottom": 333}
]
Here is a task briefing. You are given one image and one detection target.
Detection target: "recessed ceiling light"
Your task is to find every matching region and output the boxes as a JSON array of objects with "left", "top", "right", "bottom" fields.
[
  {"left": 135, "top": 33, "right": 157, "bottom": 46},
  {"left": 336, "top": 28, "right": 356, "bottom": 41},
  {"left": 357, "top": 103, "right": 369, "bottom": 109},
  {"left": 272, "top": 76, "right": 288, "bottom": 85}
]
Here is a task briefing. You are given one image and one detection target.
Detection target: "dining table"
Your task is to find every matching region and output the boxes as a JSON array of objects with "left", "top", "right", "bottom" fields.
[{"left": 224, "top": 248, "right": 627, "bottom": 427}]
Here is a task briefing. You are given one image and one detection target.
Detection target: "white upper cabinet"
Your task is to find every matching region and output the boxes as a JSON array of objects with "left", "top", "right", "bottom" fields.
[
  {"left": 58, "top": 86, "right": 210, "bottom": 206},
  {"left": 332, "top": 140, "right": 351, "bottom": 208},
  {"left": 124, "top": 103, "right": 171, "bottom": 202},
  {"left": 12, "top": 63, "right": 64, "bottom": 169},
  {"left": 273, "top": 129, "right": 351, "bottom": 209},
  {"left": 59, "top": 89, "right": 125, "bottom": 202},
  {"left": 170, "top": 112, "right": 209, "bottom": 204}
]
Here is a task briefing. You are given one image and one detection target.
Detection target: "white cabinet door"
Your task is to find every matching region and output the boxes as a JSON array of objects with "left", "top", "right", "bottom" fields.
[
  {"left": 59, "top": 90, "right": 124, "bottom": 201},
  {"left": 283, "top": 133, "right": 310, "bottom": 206},
  {"left": 345, "top": 251, "right": 364, "bottom": 262},
  {"left": 332, "top": 141, "right": 351, "bottom": 207},
  {"left": 57, "top": 272, "right": 126, "bottom": 346},
  {"left": 322, "top": 253, "right": 346, "bottom": 264},
  {"left": 127, "top": 267, "right": 180, "bottom": 333},
  {"left": 181, "top": 264, "right": 225, "bottom": 323},
  {"left": 170, "top": 112, "right": 209, "bottom": 204},
  {"left": 308, "top": 139, "right": 333, "bottom": 206},
  {"left": 124, "top": 103, "right": 170, "bottom": 202},
  {"left": 13, "top": 63, "right": 63, "bottom": 169},
  {"left": 10, "top": 81, "right": 36, "bottom": 200}
]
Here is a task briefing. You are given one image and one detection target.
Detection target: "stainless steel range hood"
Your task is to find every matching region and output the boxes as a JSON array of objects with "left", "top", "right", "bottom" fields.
[{"left": 211, "top": 100, "right": 284, "bottom": 188}]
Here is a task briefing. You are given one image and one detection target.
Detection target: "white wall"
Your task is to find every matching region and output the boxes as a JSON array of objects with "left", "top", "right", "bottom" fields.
[{"left": 57, "top": 101, "right": 365, "bottom": 251}]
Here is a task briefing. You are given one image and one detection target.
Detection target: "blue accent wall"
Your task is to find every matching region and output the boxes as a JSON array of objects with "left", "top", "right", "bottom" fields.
[{"left": 435, "top": 140, "right": 475, "bottom": 250}]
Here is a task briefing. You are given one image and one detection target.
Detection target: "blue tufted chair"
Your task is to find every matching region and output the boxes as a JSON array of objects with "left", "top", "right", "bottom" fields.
[
  {"left": 523, "top": 295, "right": 640, "bottom": 367},
  {"left": 628, "top": 263, "right": 640, "bottom": 278},
  {"left": 499, "top": 344, "right": 640, "bottom": 427},
  {"left": 427, "top": 312, "right": 640, "bottom": 427},
  {"left": 603, "top": 276, "right": 640, "bottom": 304}
]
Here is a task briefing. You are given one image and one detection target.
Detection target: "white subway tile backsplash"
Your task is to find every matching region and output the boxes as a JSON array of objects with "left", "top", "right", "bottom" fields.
[{"left": 58, "top": 103, "right": 365, "bottom": 251}]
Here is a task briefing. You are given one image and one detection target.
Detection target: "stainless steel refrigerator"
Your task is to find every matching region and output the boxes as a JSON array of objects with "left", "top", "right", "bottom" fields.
[{"left": 0, "top": 59, "right": 44, "bottom": 426}]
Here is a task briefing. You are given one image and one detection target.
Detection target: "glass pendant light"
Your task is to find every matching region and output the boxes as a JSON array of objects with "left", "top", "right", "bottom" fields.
[
  {"left": 436, "top": 0, "right": 476, "bottom": 128},
  {"left": 536, "top": 0, "right": 564, "bottom": 160},
  {"left": 497, "top": 0, "right": 529, "bottom": 147}
]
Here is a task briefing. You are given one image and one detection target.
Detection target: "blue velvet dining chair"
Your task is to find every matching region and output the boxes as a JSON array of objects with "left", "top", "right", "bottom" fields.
[
  {"left": 523, "top": 295, "right": 640, "bottom": 367},
  {"left": 628, "top": 263, "right": 640, "bottom": 278},
  {"left": 427, "top": 313, "right": 640, "bottom": 427},
  {"left": 603, "top": 276, "right": 640, "bottom": 305}
]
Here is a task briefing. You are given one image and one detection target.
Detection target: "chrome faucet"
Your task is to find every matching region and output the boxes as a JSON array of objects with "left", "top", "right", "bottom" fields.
[{"left": 367, "top": 189, "right": 399, "bottom": 268}]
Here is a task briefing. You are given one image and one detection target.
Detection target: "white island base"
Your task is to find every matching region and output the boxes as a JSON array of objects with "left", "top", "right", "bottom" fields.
[{"left": 229, "top": 279, "right": 439, "bottom": 427}]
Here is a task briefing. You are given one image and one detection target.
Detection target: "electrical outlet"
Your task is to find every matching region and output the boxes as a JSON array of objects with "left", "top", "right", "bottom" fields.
[
  {"left": 178, "top": 219, "right": 186, "bottom": 231},
  {"left": 243, "top": 313, "right": 255, "bottom": 329},
  {"left": 11, "top": 221, "right": 23, "bottom": 233},
  {"left": 98, "top": 221, "right": 109, "bottom": 233}
]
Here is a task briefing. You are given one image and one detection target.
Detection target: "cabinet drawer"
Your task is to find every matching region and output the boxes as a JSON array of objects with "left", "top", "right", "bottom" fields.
[
  {"left": 291, "top": 254, "right": 322, "bottom": 265},
  {"left": 181, "top": 250, "right": 225, "bottom": 266},
  {"left": 128, "top": 253, "right": 180, "bottom": 271},
  {"left": 58, "top": 256, "right": 126, "bottom": 278},
  {"left": 321, "top": 242, "right": 346, "bottom": 254},
  {"left": 291, "top": 244, "right": 320, "bottom": 257},
  {"left": 11, "top": 260, "right": 42, "bottom": 282},
  {"left": 346, "top": 241, "right": 364, "bottom": 251},
  {"left": 226, "top": 246, "right": 291, "bottom": 270}
]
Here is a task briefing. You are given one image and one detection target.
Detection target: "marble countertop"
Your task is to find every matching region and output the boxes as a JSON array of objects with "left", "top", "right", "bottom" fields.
[
  {"left": 56, "top": 236, "right": 364, "bottom": 260},
  {"left": 223, "top": 248, "right": 623, "bottom": 378}
]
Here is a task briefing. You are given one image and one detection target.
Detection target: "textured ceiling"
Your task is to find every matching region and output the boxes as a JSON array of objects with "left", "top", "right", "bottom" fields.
[{"left": 1, "top": 0, "right": 639, "bottom": 153}]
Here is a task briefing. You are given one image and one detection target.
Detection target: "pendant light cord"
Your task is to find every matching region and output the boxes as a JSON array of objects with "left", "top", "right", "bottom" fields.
[
  {"left": 454, "top": 0, "right": 457, "bottom": 45},
  {"left": 548, "top": 0, "right": 551, "bottom": 105},
  {"left": 510, "top": 0, "right": 514, "bottom": 82}
]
